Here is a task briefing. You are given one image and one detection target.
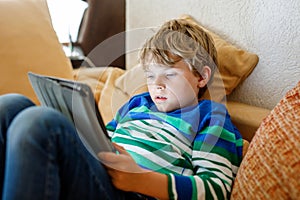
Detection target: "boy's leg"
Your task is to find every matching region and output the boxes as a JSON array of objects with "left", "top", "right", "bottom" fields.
[
  {"left": 0, "top": 94, "right": 35, "bottom": 196},
  {"left": 2, "top": 105, "right": 125, "bottom": 200}
]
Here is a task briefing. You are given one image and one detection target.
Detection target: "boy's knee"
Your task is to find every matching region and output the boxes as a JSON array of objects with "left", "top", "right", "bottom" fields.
[
  {"left": 0, "top": 93, "right": 34, "bottom": 111},
  {"left": 7, "top": 107, "right": 69, "bottom": 147},
  {"left": 0, "top": 93, "right": 32, "bottom": 104}
]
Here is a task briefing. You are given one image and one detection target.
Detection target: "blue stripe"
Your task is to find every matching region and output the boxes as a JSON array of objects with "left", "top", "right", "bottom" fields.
[
  {"left": 194, "top": 133, "right": 238, "bottom": 154},
  {"left": 174, "top": 175, "right": 193, "bottom": 200}
]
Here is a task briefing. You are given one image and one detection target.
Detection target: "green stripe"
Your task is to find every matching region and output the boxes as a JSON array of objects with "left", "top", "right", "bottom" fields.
[
  {"left": 197, "top": 173, "right": 228, "bottom": 199},
  {"left": 140, "top": 120, "right": 192, "bottom": 147},
  {"left": 198, "top": 169, "right": 231, "bottom": 187},
  {"left": 127, "top": 150, "right": 181, "bottom": 174},
  {"left": 119, "top": 124, "right": 157, "bottom": 140},
  {"left": 193, "top": 157, "right": 232, "bottom": 173},
  {"left": 236, "top": 138, "right": 243, "bottom": 147},
  {"left": 190, "top": 176, "right": 198, "bottom": 200},
  {"left": 197, "top": 170, "right": 232, "bottom": 195},
  {"left": 208, "top": 177, "right": 226, "bottom": 199},
  {"left": 203, "top": 179, "right": 213, "bottom": 200},
  {"left": 193, "top": 142, "right": 240, "bottom": 166},
  {"left": 112, "top": 135, "right": 167, "bottom": 153},
  {"left": 114, "top": 122, "right": 191, "bottom": 155},
  {"left": 131, "top": 106, "right": 196, "bottom": 134},
  {"left": 201, "top": 125, "right": 238, "bottom": 143},
  {"left": 166, "top": 174, "right": 175, "bottom": 200},
  {"left": 112, "top": 136, "right": 188, "bottom": 166}
]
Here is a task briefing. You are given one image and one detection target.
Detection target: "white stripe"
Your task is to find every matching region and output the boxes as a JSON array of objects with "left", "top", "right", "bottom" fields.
[
  {"left": 121, "top": 143, "right": 186, "bottom": 173},
  {"left": 107, "top": 130, "right": 114, "bottom": 137},
  {"left": 193, "top": 151, "right": 233, "bottom": 168},
  {"left": 232, "top": 165, "right": 239, "bottom": 175},
  {"left": 193, "top": 159, "right": 232, "bottom": 178},
  {"left": 113, "top": 132, "right": 182, "bottom": 160},
  {"left": 131, "top": 120, "right": 192, "bottom": 149},
  {"left": 194, "top": 161, "right": 232, "bottom": 185},
  {"left": 193, "top": 168, "right": 232, "bottom": 191},
  {"left": 113, "top": 131, "right": 186, "bottom": 164},
  {"left": 194, "top": 176, "right": 206, "bottom": 200},
  {"left": 210, "top": 177, "right": 229, "bottom": 198},
  {"left": 193, "top": 151, "right": 240, "bottom": 177},
  {"left": 117, "top": 120, "right": 193, "bottom": 156},
  {"left": 181, "top": 168, "right": 194, "bottom": 176},
  {"left": 170, "top": 174, "right": 178, "bottom": 200},
  {"left": 207, "top": 181, "right": 218, "bottom": 200}
]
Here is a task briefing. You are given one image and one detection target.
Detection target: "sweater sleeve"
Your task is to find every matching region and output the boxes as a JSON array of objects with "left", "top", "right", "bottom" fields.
[{"left": 167, "top": 124, "right": 243, "bottom": 200}]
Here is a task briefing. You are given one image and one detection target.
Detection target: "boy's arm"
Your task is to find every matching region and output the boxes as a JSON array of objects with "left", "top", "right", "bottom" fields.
[
  {"left": 117, "top": 170, "right": 169, "bottom": 200},
  {"left": 166, "top": 125, "right": 243, "bottom": 199},
  {"left": 98, "top": 143, "right": 169, "bottom": 199}
]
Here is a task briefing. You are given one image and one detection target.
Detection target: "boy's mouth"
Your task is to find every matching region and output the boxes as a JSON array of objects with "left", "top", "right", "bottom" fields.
[{"left": 155, "top": 95, "right": 167, "bottom": 102}]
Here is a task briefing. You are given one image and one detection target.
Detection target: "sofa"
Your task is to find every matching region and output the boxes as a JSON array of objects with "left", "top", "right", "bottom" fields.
[{"left": 1, "top": 0, "right": 299, "bottom": 199}]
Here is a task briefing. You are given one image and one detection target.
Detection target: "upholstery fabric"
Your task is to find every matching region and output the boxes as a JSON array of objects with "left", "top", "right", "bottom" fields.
[
  {"left": 0, "top": 0, "right": 73, "bottom": 104},
  {"left": 231, "top": 81, "right": 300, "bottom": 199}
]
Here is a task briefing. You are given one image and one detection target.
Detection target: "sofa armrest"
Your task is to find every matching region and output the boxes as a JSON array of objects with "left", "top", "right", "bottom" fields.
[{"left": 226, "top": 101, "right": 271, "bottom": 141}]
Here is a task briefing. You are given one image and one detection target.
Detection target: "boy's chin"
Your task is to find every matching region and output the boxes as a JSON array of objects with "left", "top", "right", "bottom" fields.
[{"left": 156, "top": 104, "right": 178, "bottom": 113}]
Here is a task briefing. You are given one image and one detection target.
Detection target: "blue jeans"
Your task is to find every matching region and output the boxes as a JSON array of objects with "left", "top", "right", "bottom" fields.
[{"left": 0, "top": 94, "right": 145, "bottom": 200}]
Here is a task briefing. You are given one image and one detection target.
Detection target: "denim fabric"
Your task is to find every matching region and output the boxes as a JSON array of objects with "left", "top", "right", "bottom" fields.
[{"left": 0, "top": 94, "right": 140, "bottom": 200}]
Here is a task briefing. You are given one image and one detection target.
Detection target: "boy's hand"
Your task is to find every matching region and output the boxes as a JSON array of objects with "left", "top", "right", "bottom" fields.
[{"left": 97, "top": 143, "right": 149, "bottom": 192}]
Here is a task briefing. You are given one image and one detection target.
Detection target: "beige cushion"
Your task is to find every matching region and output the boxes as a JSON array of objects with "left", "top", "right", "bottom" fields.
[
  {"left": 181, "top": 14, "right": 259, "bottom": 101},
  {"left": 0, "top": 0, "right": 73, "bottom": 104},
  {"left": 73, "top": 67, "right": 125, "bottom": 124},
  {"left": 115, "top": 14, "right": 259, "bottom": 103},
  {"left": 226, "top": 101, "right": 270, "bottom": 141},
  {"left": 115, "top": 64, "right": 147, "bottom": 97},
  {"left": 231, "top": 81, "right": 300, "bottom": 199}
]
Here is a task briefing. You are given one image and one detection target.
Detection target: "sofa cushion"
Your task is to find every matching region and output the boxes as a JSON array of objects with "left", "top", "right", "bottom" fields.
[
  {"left": 0, "top": 0, "right": 73, "bottom": 104},
  {"left": 115, "top": 14, "right": 259, "bottom": 103},
  {"left": 181, "top": 14, "right": 259, "bottom": 102},
  {"left": 226, "top": 101, "right": 270, "bottom": 141},
  {"left": 231, "top": 81, "right": 300, "bottom": 199},
  {"left": 73, "top": 67, "right": 125, "bottom": 124}
]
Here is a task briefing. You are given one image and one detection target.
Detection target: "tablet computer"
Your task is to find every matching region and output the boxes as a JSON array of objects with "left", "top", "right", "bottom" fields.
[{"left": 28, "top": 72, "right": 115, "bottom": 159}]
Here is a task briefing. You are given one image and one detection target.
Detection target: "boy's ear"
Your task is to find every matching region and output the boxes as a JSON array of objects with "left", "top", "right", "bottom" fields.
[{"left": 198, "top": 66, "right": 211, "bottom": 88}]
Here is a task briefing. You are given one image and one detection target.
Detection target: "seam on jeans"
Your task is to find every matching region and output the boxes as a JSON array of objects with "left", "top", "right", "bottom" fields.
[{"left": 44, "top": 131, "right": 59, "bottom": 200}]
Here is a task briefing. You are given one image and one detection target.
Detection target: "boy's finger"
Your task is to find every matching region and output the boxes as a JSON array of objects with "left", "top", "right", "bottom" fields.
[{"left": 112, "top": 143, "right": 130, "bottom": 155}]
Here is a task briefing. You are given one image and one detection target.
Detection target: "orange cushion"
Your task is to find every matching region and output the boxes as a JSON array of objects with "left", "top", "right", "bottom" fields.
[
  {"left": 0, "top": 0, "right": 73, "bottom": 104},
  {"left": 231, "top": 81, "right": 300, "bottom": 199}
]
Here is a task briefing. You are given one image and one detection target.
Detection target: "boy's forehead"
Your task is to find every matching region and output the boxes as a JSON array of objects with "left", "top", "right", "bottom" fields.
[
  {"left": 144, "top": 59, "right": 190, "bottom": 73},
  {"left": 143, "top": 52, "right": 181, "bottom": 67},
  {"left": 144, "top": 62, "right": 171, "bottom": 71}
]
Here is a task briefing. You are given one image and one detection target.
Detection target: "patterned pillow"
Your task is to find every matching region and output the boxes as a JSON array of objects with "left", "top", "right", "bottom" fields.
[{"left": 231, "top": 81, "right": 300, "bottom": 199}]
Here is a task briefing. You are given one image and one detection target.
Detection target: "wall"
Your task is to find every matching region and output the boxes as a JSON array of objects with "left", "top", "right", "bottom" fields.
[{"left": 125, "top": 0, "right": 300, "bottom": 109}]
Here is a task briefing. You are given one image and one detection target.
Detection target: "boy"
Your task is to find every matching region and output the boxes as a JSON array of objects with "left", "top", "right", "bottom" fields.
[{"left": 0, "top": 19, "right": 242, "bottom": 200}]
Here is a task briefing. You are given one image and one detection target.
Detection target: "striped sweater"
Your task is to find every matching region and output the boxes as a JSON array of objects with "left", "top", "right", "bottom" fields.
[{"left": 106, "top": 92, "right": 243, "bottom": 200}]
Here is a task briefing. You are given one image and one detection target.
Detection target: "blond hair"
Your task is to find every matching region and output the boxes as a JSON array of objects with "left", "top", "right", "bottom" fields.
[{"left": 139, "top": 18, "right": 218, "bottom": 98}]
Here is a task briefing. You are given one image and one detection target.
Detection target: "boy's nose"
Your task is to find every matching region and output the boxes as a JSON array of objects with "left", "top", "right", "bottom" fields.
[
  {"left": 156, "top": 85, "right": 165, "bottom": 90},
  {"left": 154, "top": 76, "right": 166, "bottom": 89}
]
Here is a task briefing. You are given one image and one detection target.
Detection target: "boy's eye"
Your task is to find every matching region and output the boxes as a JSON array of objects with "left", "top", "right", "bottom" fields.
[
  {"left": 146, "top": 74, "right": 154, "bottom": 79},
  {"left": 166, "top": 73, "right": 176, "bottom": 77}
]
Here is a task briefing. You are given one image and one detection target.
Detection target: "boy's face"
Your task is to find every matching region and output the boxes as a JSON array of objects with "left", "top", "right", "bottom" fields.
[{"left": 145, "top": 59, "right": 201, "bottom": 112}]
